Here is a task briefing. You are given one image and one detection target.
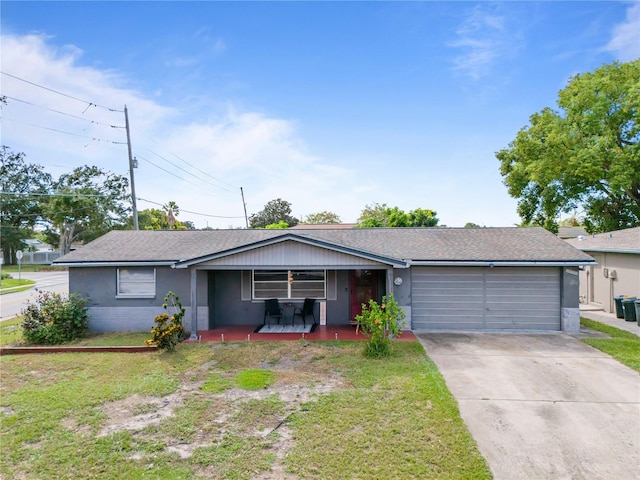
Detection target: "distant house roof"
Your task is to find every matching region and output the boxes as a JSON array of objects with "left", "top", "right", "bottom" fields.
[
  {"left": 566, "top": 227, "right": 640, "bottom": 255},
  {"left": 289, "top": 223, "right": 357, "bottom": 229},
  {"left": 557, "top": 226, "right": 588, "bottom": 239},
  {"left": 55, "top": 227, "right": 595, "bottom": 267}
]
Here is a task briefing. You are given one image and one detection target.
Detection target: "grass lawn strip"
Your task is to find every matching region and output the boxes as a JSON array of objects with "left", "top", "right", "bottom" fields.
[
  {"left": 580, "top": 318, "right": 640, "bottom": 372},
  {"left": 0, "top": 340, "right": 490, "bottom": 479}
]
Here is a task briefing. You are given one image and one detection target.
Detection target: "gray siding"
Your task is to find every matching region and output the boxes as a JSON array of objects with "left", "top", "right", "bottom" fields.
[
  {"left": 411, "top": 266, "right": 561, "bottom": 331},
  {"left": 197, "top": 240, "right": 382, "bottom": 267}
]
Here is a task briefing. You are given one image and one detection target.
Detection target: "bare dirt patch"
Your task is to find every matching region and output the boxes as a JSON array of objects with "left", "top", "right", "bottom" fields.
[{"left": 90, "top": 344, "right": 345, "bottom": 477}]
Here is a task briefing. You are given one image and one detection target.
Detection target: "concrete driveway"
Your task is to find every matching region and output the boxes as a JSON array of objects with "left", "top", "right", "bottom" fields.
[{"left": 415, "top": 333, "right": 640, "bottom": 480}]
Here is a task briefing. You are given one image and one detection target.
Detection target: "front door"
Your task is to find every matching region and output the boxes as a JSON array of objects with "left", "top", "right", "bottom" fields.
[{"left": 350, "top": 270, "right": 378, "bottom": 323}]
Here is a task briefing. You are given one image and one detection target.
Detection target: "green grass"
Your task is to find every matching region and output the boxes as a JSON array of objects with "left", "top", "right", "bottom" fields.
[
  {"left": 0, "top": 341, "right": 491, "bottom": 479},
  {"left": 0, "top": 320, "right": 150, "bottom": 347},
  {"left": 0, "top": 317, "right": 24, "bottom": 345},
  {"left": 0, "top": 278, "right": 35, "bottom": 294},
  {"left": 234, "top": 368, "right": 276, "bottom": 390},
  {"left": 580, "top": 318, "right": 640, "bottom": 372}
]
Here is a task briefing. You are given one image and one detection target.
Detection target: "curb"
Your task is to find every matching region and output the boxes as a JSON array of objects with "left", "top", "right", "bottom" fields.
[{"left": 0, "top": 345, "right": 158, "bottom": 355}]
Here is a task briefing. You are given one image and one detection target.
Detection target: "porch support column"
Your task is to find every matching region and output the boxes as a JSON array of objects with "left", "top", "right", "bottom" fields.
[
  {"left": 190, "top": 268, "right": 198, "bottom": 340},
  {"left": 386, "top": 267, "right": 394, "bottom": 297}
]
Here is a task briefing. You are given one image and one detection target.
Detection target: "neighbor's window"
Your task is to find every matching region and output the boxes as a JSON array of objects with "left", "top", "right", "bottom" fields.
[
  {"left": 253, "top": 270, "right": 326, "bottom": 300},
  {"left": 117, "top": 268, "right": 156, "bottom": 297}
]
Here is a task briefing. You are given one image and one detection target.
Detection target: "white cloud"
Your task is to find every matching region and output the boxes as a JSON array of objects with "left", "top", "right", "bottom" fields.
[
  {"left": 449, "top": 5, "right": 519, "bottom": 80},
  {"left": 0, "top": 33, "right": 358, "bottom": 229},
  {"left": 605, "top": 2, "right": 640, "bottom": 61}
]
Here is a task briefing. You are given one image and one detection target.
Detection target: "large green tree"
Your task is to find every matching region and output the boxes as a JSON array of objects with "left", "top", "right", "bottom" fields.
[
  {"left": 249, "top": 198, "right": 299, "bottom": 228},
  {"left": 302, "top": 211, "right": 342, "bottom": 224},
  {"left": 497, "top": 60, "right": 640, "bottom": 233},
  {"left": 357, "top": 203, "right": 439, "bottom": 228},
  {"left": 44, "top": 166, "right": 130, "bottom": 254},
  {"left": 0, "top": 147, "right": 52, "bottom": 264}
]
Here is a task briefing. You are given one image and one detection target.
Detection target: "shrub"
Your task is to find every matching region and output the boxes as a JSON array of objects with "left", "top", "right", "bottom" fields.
[
  {"left": 146, "top": 291, "right": 186, "bottom": 351},
  {"left": 355, "top": 293, "right": 406, "bottom": 358},
  {"left": 21, "top": 290, "right": 89, "bottom": 344}
]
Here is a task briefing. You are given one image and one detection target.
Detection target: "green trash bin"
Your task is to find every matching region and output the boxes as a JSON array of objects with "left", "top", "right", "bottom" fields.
[
  {"left": 635, "top": 301, "right": 640, "bottom": 327},
  {"left": 614, "top": 296, "right": 625, "bottom": 319},
  {"left": 622, "top": 298, "right": 637, "bottom": 322}
]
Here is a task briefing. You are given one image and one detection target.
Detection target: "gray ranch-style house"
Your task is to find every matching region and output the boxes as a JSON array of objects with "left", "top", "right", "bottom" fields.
[{"left": 54, "top": 227, "right": 595, "bottom": 335}]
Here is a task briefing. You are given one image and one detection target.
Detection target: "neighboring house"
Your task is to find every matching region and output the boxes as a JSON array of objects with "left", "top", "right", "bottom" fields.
[
  {"left": 566, "top": 227, "right": 640, "bottom": 313},
  {"left": 54, "top": 227, "right": 594, "bottom": 335},
  {"left": 557, "top": 226, "right": 588, "bottom": 239},
  {"left": 21, "top": 239, "right": 60, "bottom": 265}
]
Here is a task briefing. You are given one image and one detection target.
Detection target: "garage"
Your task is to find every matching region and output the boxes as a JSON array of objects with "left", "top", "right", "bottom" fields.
[{"left": 411, "top": 266, "right": 561, "bottom": 331}]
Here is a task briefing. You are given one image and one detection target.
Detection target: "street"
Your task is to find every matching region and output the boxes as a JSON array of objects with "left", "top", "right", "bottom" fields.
[{"left": 0, "top": 271, "right": 69, "bottom": 321}]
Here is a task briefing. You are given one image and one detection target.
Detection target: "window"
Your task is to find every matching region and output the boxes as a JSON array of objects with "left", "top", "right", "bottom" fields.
[
  {"left": 117, "top": 268, "right": 156, "bottom": 297},
  {"left": 253, "top": 270, "right": 326, "bottom": 300}
]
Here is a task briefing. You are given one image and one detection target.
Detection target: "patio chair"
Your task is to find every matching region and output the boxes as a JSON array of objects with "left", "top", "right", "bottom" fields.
[
  {"left": 263, "top": 299, "right": 284, "bottom": 327},
  {"left": 293, "top": 298, "right": 317, "bottom": 326}
]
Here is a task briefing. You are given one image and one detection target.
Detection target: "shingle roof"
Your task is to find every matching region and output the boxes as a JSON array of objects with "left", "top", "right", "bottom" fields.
[
  {"left": 56, "top": 227, "right": 594, "bottom": 265},
  {"left": 566, "top": 227, "right": 640, "bottom": 254}
]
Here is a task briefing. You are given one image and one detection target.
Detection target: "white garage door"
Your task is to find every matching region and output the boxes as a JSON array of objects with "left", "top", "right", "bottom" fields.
[{"left": 411, "top": 266, "right": 561, "bottom": 331}]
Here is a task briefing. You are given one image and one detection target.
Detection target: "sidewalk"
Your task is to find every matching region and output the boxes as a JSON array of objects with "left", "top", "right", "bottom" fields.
[{"left": 580, "top": 306, "right": 639, "bottom": 336}]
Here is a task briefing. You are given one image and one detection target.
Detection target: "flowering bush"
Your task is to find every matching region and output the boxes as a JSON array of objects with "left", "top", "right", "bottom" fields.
[
  {"left": 21, "top": 290, "right": 88, "bottom": 345},
  {"left": 146, "top": 291, "right": 186, "bottom": 351},
  {"left": 355, "top": 293, "right": 406, "bottom": 358}
]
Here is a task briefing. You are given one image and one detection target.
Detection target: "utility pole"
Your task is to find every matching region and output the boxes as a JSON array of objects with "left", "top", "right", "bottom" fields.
[
  {"left": 124, "top": 105, "right": 139, "bottom": 230},
  {"left": 240, "top": 187, "right": 249, "bottom": 228}
]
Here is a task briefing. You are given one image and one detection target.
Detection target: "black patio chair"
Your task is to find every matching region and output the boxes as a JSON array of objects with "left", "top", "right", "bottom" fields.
[
  {"left": 293, "top": 298, "right": 317, "bottom": 326},
  {"left": 263, "top": 299, "right": 284, "bottom": 328}
]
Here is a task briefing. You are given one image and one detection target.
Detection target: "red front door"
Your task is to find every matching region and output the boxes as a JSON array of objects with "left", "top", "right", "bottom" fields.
[{"left": 350, "top": 270, "right": 378, "bottom": 323}]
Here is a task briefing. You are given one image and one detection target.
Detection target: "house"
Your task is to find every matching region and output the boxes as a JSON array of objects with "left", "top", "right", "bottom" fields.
[
  {"left": 566, "top": 227, "right": 640, "bottom": 313},
  {"left": 557, "top": 226, "right": 588, "bottom": 239},
  {"left": 54, "top": 227, "right": 595, "bottom": 335}
]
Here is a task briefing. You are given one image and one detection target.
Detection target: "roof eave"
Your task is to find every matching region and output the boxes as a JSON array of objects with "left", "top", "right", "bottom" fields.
[
  {"left": 55, "top": 261, "right": 177, "bottom": 268},
  {"left": 407, "top": 260, "right": 596, "bottom": 267}
]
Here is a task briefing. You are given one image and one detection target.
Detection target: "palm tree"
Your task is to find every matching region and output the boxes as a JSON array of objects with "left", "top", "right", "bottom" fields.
[{"left": 162, "top": 201, "right": 180, "bottom": 229}]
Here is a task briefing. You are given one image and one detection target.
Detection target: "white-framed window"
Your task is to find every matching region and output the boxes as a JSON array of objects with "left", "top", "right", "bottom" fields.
[
  {"left": 253, "top": 270, "right": 326, "bottom": 300},
  {"left": 117, "top": 268, "right": 156, "bottom": 298}
]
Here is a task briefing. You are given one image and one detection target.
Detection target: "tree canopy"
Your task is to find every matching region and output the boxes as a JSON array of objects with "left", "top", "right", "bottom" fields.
[
  {"left": 249, "top": 198, "right": 299, "bottom": 228},
  {"left": 302, "top": 211, "right": 342, "bottom": 224},
  {"left": 357, "top": 203, "right": 439, "bottom": 228},
  {"left": 497, "top": 60, "right": 640, "bottom": 233},
  {"left": 0, "top": 147, "right": 52, "bottom": 264},
  {"left": 44, "top": 166, "right": 130, "bottom": 255}
]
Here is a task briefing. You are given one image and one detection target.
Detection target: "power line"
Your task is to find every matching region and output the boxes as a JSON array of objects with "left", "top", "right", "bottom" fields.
[
  {"left": 133, "top": 126, "right": 239, "bottom": 191},
  {"left": 1, "top": 117, "right": 127, "bottom": 145},
  {"left": 3, "top": 95, "right": 125, "bottom": 129},
  {"left": 1, "top": 71, "right": 123, "bottom": 112},
  {"left": 137, "top": 197, "right": 245, "bottom": 219},
  {"left": 134, "top": 154, "right": 198, "bottom": 185},
  {"left": 148, "top": 149, "right": 237, "bottom": 194}
]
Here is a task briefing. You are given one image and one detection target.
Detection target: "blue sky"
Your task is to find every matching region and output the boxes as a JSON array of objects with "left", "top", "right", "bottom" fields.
[{"left": 1, "top": 1, "right": 639, "bottom": 229}]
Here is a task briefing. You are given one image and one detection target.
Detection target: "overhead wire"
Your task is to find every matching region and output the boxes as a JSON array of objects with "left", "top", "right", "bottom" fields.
[
  {"left": 2, "top": 73, "right": 246, "bottom": 223},
  {"left": 1, "top": 71, "right": 123, "bottom": 112},
  {"left": 2, "top": 95, "right": 125, "bottom": 129},
  {"left": 137, "top": 197, "right": 245, "bottom": 219},
  {"left": 1, "top": 117, "right": 127, "bottom": 145}
]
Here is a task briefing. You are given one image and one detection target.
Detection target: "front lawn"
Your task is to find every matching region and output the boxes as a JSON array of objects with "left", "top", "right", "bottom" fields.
[
  {"left": 580, "top": 318, "right": 640, "bottom": 372},
  {"left": 0, "top": 341, "right": 490, "bottom": 479}
]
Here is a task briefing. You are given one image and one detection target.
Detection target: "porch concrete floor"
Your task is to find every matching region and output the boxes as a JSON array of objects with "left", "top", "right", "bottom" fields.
[{"left": 190, "top": 324, "right": 417, "bottom": 343}]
